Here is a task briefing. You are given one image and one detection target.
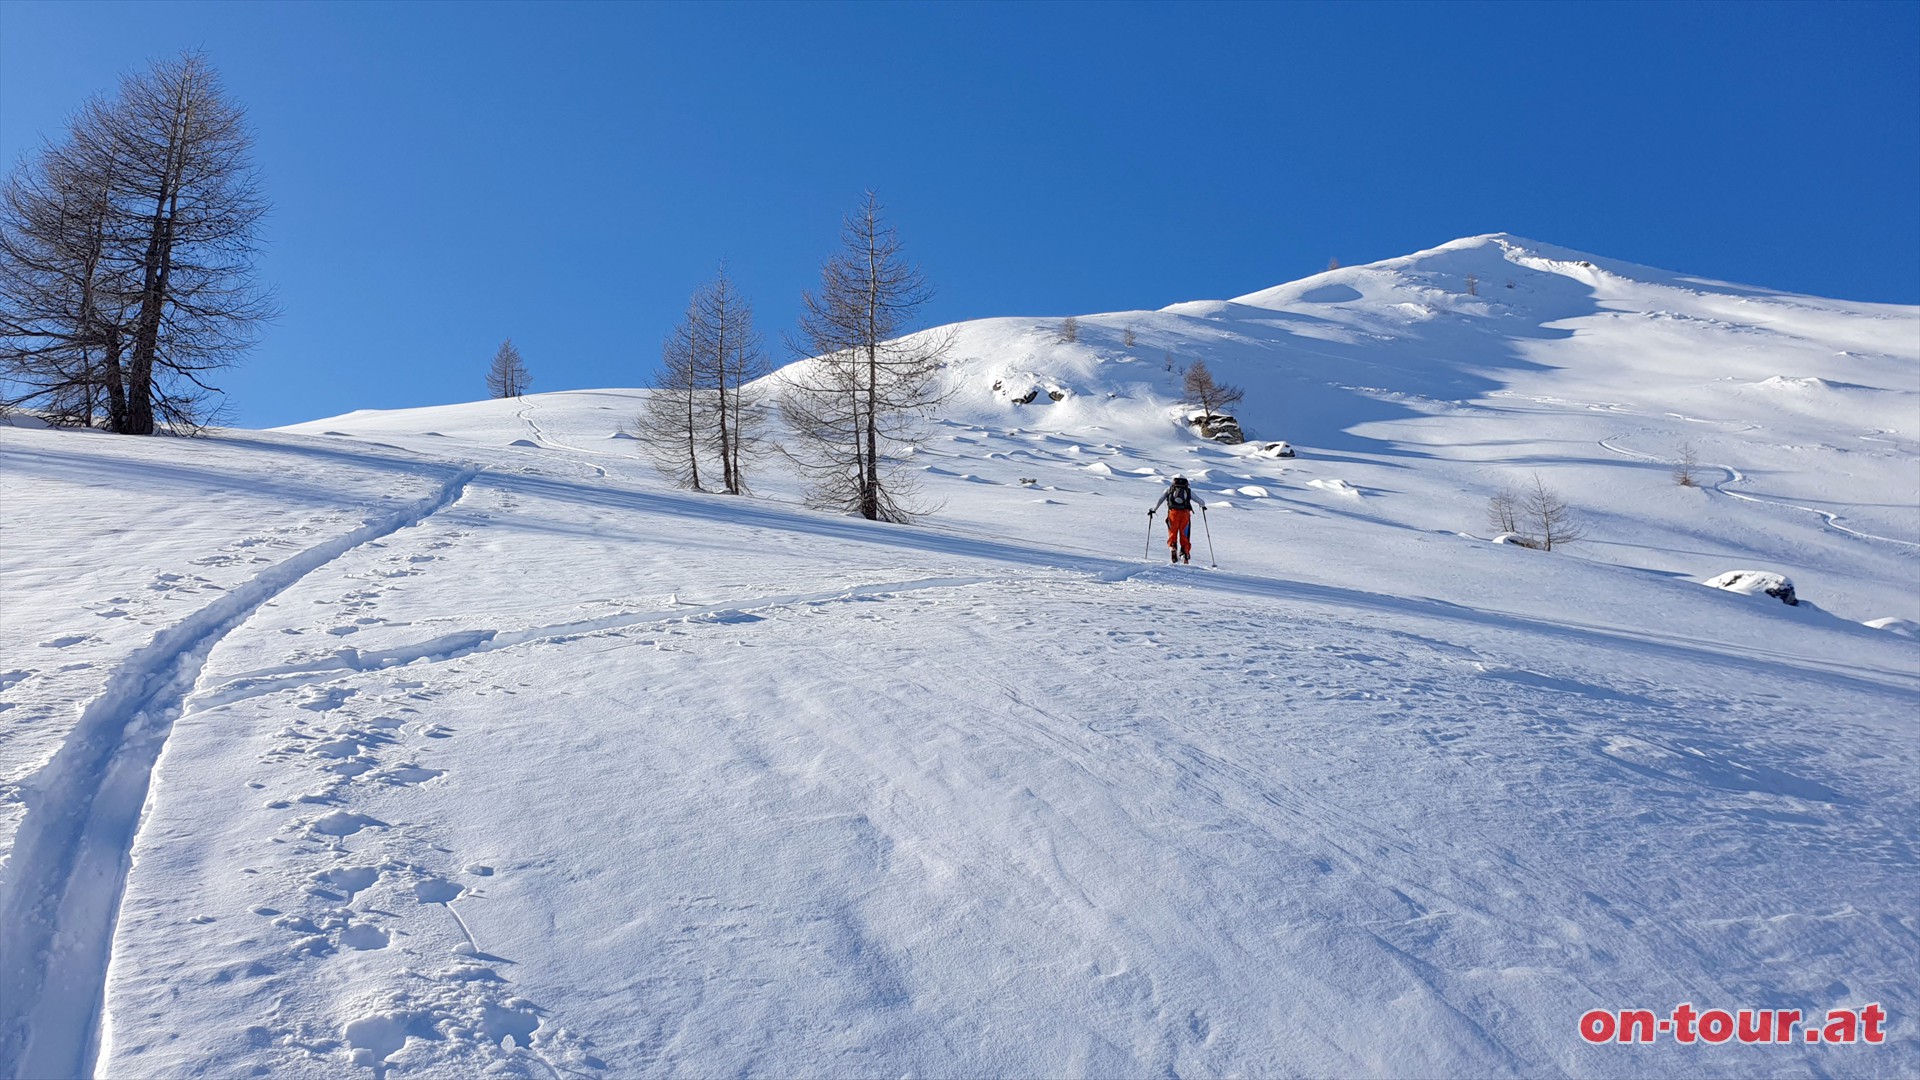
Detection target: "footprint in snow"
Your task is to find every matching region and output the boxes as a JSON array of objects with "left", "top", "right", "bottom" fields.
[
  {"left": 299, "top": 688, "right": 358, "bottom": 712},
  {"left": 339, "top": 924, "right": 391, "bottom": 951},
  {"left": 308, "top": 811, "right": 384, "bottom": 838},
  {"left": 414, "top": 878, "right": 463, "bottom": 905},
  {"left": 324, "top": 759, "right": 375, "bottom": 779},
  {"left": 317, "top": 866, "right": 381, "bottom": 900},
  {"left": 440, "top": 962, "right": 505, "bottom": 983},
  {"left": 378, "top": 764, "right": 444, "bottom": 786},
  {"left": 343, "top": 990, "right": 565, "bottom": 1077},
  {"left": 310, "top": 737, "right": 361, "bottom": 759}
]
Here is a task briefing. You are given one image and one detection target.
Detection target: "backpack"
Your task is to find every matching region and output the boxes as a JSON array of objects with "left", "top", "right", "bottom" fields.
[{"left": 1167, "top": 481, "right": 1192, "bottom": 511}]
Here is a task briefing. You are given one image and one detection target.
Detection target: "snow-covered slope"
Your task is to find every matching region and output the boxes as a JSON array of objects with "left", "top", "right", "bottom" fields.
[
  {"left": 2, "top": 236, "right": 1916, "bottom": 1079},
  {"left": 919, "top": 234, "right": 1918, "bottom": 622}
]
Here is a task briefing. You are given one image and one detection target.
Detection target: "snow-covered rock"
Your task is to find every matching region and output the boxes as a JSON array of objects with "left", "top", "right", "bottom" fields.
[
  {"left": 1704, "top": 569, "right": 1799, "bottom": 605},
  {"left": 991, "top": 375, "right": 1067, "bottom": 405},
  {"left": 1186, "top": 410, "right": 1243, "bottom": 443},
  {"left": 1307, "top": 477, "right": 1362, "bottom": 498}
]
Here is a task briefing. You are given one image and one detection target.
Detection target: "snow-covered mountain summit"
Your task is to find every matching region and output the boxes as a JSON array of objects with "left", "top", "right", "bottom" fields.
[
  {"left": 819, "top": 233, "right": 1916, "bottom": 622},
  {"left": 942, "top": 232, "right": 1915, "bottom": 439},
  {"left": 3, "top": 236, "right": 1916, "bottom": 1078}
]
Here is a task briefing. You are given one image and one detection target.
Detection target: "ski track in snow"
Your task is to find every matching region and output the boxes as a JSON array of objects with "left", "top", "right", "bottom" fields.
[
  {"left": 1482, "top": 383, "right": 1916, "bottom": 552},
  {"left": 1598, "top": 434, "right": 1920, "bottom": 550},
  {"left": 517, "top": 403, "right": 609, "bottom": 479},
  {"left": 0, "top": 466, "right": 477, "bottom": 1080}
]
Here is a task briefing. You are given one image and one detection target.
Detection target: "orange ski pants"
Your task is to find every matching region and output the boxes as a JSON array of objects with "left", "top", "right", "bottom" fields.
[{"left": 1165, "top": 508, "right": 1192, "bottom": 554}]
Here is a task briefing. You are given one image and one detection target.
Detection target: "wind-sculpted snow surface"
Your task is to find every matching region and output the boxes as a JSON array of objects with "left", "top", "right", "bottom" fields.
[
  {"left": 0, "top": 447, "right": 474, "bottom": 1078},
  {"left": 3, "top": 236, "right": 1917, "bottom": 1077}
]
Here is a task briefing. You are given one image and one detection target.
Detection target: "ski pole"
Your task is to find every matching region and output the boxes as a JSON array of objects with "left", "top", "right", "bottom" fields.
[
  {"left": 1201, "top": 506, "right": 1217, "bottom": 568},
  {"left": 1144, "top": 511, "right": 1155, "bottom": 561}
]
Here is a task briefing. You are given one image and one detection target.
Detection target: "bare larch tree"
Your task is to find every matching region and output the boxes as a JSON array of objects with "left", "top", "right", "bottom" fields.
[
  {"left": 635, "top": 268, "right": 770, "bottom": 494},
  {"left": 693, "top": 265, "right": 768, "bottom": 495},
  {"left": 1182, "top": 358, "right": 1244, "bottom": 422},
  {"left": 636, "top": 309, "right": 707, "bottom": 490},
  {"left": 1673, "top": 440, "right": 1700, "bottom": 487},
  {"left": 1524, "top": 472, "right": 1585, "bottom": 551},
  {"left": 486, "top": 338, "right": 531, "bottom": 398},
  {"left": 0, "top": 52, "right": 270, "bottom": 433},
  {"left": 1486, "top": 483, "right": 1523, "bottom": 536},
  {"left": 780, "top": 191, "right": 951, "bottom": 521}
]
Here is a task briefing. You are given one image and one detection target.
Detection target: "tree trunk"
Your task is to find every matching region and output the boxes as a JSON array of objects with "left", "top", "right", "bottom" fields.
[
  {"left": 715, "top": 307, "right": 734, "bottom": 495},
  {"left": 861, "top": 236, "right": 881, "bottom": 520},
  {"left": 124, "top": 71, "right": 195, "bottom": 435},
  {"left": 101, "top": 330, "right": 128, "bottom": 432},
  {"left": 863, "top": 342, "right": 879, "bottom": 520},
  {"left": 125, "top": 195, "right": 175, "bottom": 433},
  {"left": 683, "top": 377, "right": 701, "bottom": 491}
]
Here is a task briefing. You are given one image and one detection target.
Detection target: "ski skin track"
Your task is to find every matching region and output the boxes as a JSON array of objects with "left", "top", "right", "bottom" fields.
[
  {"left": 0, "top": 467, "right": 477, "bottom": 1080},
  {"left": 518, "top": 401, "right": 608, "bottom": 478},
  {"left": 1598, "top": 434, "right": 1920, "bottom": 549}
]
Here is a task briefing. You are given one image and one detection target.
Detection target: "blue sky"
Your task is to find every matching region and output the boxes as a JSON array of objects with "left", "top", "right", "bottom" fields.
[{"left": 2, "top": 1, "right": 1916, "bottom": 428}]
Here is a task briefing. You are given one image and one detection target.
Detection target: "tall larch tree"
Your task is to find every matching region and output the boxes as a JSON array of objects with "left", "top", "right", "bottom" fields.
[{"left": 779, "top": 191, "right": 951, "bottom": 521}]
